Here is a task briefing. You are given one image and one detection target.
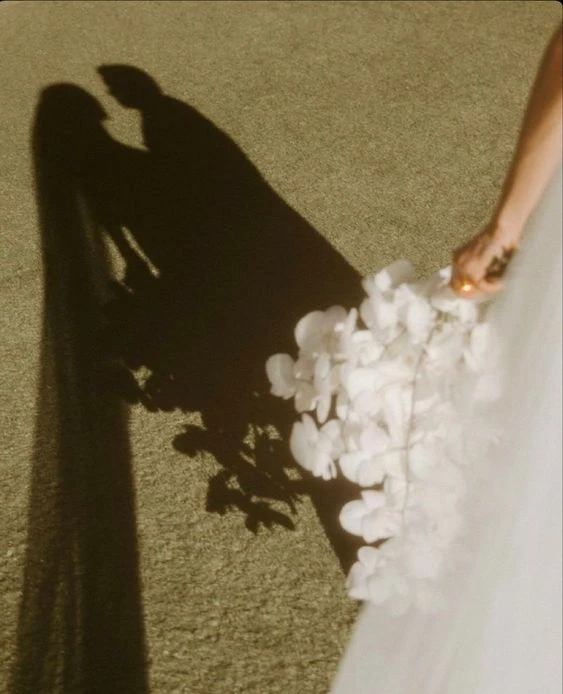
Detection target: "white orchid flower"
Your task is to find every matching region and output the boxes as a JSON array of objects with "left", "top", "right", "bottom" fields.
[
  {"left": 295, "top": 306, "right": 348, "bottom": 356},
  {"left": 425, "top": 324, "right": 466, "bottom": 373},
  {"left": 382, "top": 383, "right": 413, "bottom": 446},
  {"left": 354, "top": 332, "right": 386, "bottom": 366},
  {"left": 340, "top": 489, "right": 403, "bottom": 543},
  {"left": 312, "top": 352, "right": 332, "bottom": 423},
  {"left": 362, "top": 259, "right": 415, "bottom": 294},
  {"left": 431, "top": 285, "right": 479, "bottom": 325},
  {"left": 377, "top": 358, "right": 415, "bottom": 389},
  {"left": 335, "top": 390, "right": 351, "bottom": 420},
  {"left": 339, "top": 490, "right": 386, "bottom": 536},
  {"left": 348, "top": 390, "right": 384, "bottom": 422},
  {"left": 412, "top": 372, "right": 441, "bottom": 416},
  {"left": 405, "top": 297, "right": 435, "bottom": 344},
  {"left": 373, "top": 293, "right": 398, "bottom": 333},
  {"left": 345, "top": 367, "right": 378, "bottom": 400},
  {"left": 338, "top": 450, "right": 386, "bottom": 486},
  {"left": 366, "top": 570, "right": 397, "bottom": 604},
  {"left": 382, "top": 450, "right": 407, "bottom": 480},
  {"left": 360, "top": 292, "right": 403, "bottom": 346},
  {"left": 438, "top": 266, "right": 452, "bottom": 283},
  {"left": 333, "top": 308, "right": 359, "bottom": 358},
  {"left": 346, "top": 546, "right": 381, "bottom": 600},
  {"left": 265, "top": 354, "right": 317, "bottom": 413},
  {"left": 294, "top": 381, "right": 317, "bottom": 413},
  {"left": 336, "top": 329, "right": 385, "bottom": 373},
  {"left": 293, "top": 354, "right": 315, "bottom": 381},
  {"left": 289, "top": 414, "right": 342, "bottom": 480},
  {"left": 347, "top": 543, "right": 413, "bottom": 611},
  {"left": 384, "top": 475, "right": 409, "bottom": 509},
  {"left": 338, "top": 423, "right": 391, "bottom": 486},
  {"left": 394, "top": 284, "right": 436, "bottom": 344},
  {"left": 265, "top": 353, "right": 296, "bottom": 398}
]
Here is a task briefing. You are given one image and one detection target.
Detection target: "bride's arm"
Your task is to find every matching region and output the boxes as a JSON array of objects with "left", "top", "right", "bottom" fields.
[
  {"left": 493, "top": 23, "right": 563, "bottom": 242},
  {"left": 451, "top": 23, "right": 562, "bottom": 296}
]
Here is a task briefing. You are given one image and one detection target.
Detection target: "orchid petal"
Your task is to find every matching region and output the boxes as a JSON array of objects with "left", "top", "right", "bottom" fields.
[
  {"left": 265, "top": 354, "right": 296, "bottom": 398},
  {"left": 294, "top": 382, "right": 316, "bottom": 412},
  {"left": 294, "top": 311, "right": 326, "bottom": 352},
  {"left": 339, "top": 499, "right": 368, "bottom": 536}
]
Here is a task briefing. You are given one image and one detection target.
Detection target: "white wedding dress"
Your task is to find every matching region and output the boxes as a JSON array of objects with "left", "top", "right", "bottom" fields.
[{"left": 330, "top": 165, "right": 562, "bottom": 694}]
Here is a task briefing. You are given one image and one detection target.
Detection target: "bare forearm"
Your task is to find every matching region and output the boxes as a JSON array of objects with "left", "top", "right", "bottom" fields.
[{"left": 493, "top": 24, "right": 562, "bottom": 242}]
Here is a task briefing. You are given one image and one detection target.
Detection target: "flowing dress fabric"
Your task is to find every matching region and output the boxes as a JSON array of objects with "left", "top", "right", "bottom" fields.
[{"left": 330, "top": 165, "right": 562, "bottom": 694}]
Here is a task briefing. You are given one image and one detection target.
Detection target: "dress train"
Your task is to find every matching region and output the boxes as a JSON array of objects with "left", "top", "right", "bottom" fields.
[{"left": 330, "top": 166, "right": 562, "bottom": 694}]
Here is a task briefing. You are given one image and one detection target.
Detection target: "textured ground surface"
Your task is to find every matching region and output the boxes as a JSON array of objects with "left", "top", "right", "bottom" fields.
[{"left": 0, "top": 2, "right": 560, "bottom": 693}]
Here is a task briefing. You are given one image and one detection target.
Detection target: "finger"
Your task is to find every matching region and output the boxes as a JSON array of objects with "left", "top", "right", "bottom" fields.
[
  {"left": 450, "top": 278, "right": 468, "bottom": 295},
  {"left": 450, "top": 273, "right": 477, "bottom": 295},
  {"left": 450, "top": 278, "right": 477, "bottom": 298},
  {"left": 449, "top": 266, "right": 470, "bottom": 290},
  {"left": 451, "top": 274, "right": 502, "bottom": 298},
  {"left": 452, "top": 259, "right": 504, "bottom": 295},
  {"left": 474, "top": 277, "right": 504, "bottom": 294},
  {"left": 466, "top": 274, "right": 503, "bottom": 296},
  {"left": 452, "top": 285, "right": 480, "bottom": 299}
]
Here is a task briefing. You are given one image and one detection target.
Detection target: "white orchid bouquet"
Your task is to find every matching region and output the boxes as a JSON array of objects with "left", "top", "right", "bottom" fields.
[{"left": 266, "top": 260, "right": 501, "bottom": 614}]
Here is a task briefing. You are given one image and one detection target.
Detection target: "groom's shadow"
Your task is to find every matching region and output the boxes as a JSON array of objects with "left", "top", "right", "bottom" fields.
[{"left": 81, "top": 66, "right": 365, "bottom": 566}]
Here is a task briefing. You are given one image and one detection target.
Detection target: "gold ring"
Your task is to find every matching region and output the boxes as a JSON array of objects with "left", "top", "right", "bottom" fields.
[{"left": 460, "top": 281, "right": 473, "bottom": 293}]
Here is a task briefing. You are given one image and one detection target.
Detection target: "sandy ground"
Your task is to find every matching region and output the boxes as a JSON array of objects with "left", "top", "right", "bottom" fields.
[{"left": 0, "top": 1, "right": 560, "bottom": 693}]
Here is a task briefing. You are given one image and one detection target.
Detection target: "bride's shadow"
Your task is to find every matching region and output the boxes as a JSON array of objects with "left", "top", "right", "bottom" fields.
[{"left": 69, "top": 66, "right": 365, "bottom": 560}]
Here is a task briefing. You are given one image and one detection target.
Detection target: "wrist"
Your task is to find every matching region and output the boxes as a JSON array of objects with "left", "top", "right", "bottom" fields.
[{"left": 487, "top": 215, "right": 524, "bottom": 248}]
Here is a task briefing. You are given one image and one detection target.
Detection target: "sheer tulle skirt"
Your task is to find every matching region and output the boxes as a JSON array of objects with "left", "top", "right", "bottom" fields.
[{"left": 330, "top": 166, "right": 562, "bottom": 694}]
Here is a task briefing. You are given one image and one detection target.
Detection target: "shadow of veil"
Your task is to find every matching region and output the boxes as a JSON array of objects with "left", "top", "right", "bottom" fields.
[{"left": 10, "top": 86, "right": 148, "bottom": 693}]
